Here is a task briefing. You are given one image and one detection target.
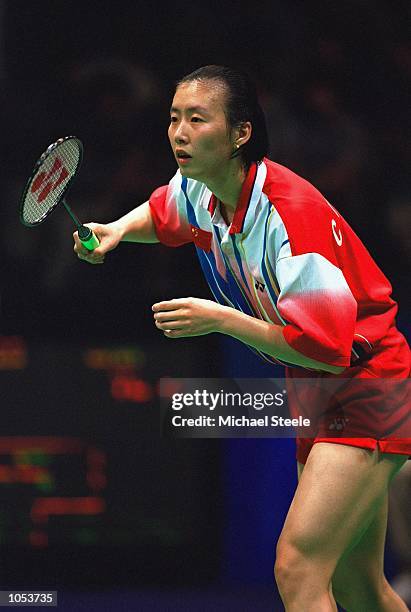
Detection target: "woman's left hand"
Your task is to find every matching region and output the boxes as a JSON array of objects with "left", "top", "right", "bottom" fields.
[{"left": 152, "top": 297, "right": 226, "bottom": 338}]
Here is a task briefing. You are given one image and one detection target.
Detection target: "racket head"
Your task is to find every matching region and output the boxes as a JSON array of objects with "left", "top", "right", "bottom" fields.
[{"left": 19, "top": 136, "right": 83, "bottom": 227}]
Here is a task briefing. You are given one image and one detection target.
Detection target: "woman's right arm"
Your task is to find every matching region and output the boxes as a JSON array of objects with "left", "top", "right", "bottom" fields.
[{"left": 73, "top": 200, "right": 159, "bottom": 264}]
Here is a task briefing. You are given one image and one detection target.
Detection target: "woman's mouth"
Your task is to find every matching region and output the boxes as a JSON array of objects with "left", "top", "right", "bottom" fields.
[{"left": 176, "top": 150, "right": 192, "bottom": 164}]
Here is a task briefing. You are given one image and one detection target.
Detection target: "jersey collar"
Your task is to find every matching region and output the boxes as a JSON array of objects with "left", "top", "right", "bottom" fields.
[
  {"left": 226, "top": 162, "right": 257, "bottom": 234},
  {"left": 208, "top": 161, "right": 267, "bottom": 234}
]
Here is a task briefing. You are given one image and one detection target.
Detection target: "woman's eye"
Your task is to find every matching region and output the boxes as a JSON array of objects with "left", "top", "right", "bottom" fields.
[
  {"left": 170, "top": 116, "right": 178, "bottom": 123},
  {"left": 191, "top": 117, "right": 203, "bottom": 123}
]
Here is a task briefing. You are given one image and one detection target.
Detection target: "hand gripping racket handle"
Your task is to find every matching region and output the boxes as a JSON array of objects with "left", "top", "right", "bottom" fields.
[{"left": 78, "top": 225, "right": 100, "bottom": 251}]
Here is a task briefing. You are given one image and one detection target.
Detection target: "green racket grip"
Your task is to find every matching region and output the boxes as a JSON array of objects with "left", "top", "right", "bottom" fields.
[{"left": 78, "top": 226, "right": 100, "bottom": 251}]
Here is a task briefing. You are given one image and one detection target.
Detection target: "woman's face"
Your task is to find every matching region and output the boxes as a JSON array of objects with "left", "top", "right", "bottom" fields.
[{"left": 168, "top": 80, "right": 237, "bottom": 183}]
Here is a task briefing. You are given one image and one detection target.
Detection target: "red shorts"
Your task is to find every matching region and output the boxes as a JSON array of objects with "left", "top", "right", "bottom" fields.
[{"left": 287, "top": 326, "right": 411, "bottom": 465}]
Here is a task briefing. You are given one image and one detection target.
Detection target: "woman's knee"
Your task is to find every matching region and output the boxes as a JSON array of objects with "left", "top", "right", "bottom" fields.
[
  {"left": 275, "top": 537, "right": 299, "bottom": 579},
  {"left": 274, "top": 536, "right": 327, "bottom": 592},
  {"left": 274, "top": 543, "right": 304, "bottom": 600}
]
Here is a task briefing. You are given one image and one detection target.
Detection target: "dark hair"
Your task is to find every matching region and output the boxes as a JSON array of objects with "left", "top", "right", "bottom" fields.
[{"left": 177, "top": 65, "right": 269, "bottom": 167}]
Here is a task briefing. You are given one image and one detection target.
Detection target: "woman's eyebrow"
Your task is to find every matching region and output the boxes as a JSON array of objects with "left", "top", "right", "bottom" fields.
[{"left": 170, "top": 105, "right": 209, "bottom": 114}]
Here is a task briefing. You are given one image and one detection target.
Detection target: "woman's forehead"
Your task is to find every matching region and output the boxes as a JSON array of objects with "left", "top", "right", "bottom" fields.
[{"left": 173, "top": 80, "right": 227, "bottom": 113}]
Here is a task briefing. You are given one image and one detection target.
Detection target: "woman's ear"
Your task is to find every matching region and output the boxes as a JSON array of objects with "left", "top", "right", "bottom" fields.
[{"left": 235, "top": 121, "right": 252, "bottom": 148}]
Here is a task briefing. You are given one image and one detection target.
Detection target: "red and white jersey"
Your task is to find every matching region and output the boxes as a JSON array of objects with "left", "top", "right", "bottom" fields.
[{"left": 149, "top": 158, "right": 409, "bottom": 370}]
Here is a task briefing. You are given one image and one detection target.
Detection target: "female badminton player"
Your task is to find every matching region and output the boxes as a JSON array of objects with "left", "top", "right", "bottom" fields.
[{"left": 73, "top": 65, "right": 411, "bottom": 611}]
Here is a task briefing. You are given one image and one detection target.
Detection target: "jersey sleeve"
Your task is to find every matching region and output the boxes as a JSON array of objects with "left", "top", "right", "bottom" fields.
[
  {"left": 271, "top": 194, "right": 357, "bottom": 367},
  {"left": 276, "top": 253, "right": 357, "bottom": 367},
  {"left": 149, "top": 171, "right": 193, "bottom": 247}
]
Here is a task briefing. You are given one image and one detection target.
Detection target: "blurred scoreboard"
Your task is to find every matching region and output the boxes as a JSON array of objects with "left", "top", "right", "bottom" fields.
[{"left": 0, "top": 336, "right": 221, "bottom": 586}]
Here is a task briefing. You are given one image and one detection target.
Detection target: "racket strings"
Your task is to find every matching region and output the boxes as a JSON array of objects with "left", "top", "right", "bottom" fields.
[{"left": 21, "top": 138, "right": 82, "bottom": 226}]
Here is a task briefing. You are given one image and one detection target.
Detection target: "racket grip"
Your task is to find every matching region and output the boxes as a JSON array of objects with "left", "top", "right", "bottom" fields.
[{"left": 78, "top": 226, "right": 100, "bottom": 251}]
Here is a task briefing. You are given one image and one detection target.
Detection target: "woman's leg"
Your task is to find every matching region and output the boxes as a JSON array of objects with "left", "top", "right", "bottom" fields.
[
  {"left": 332, "top": 492, "right": 409, "bottom": 611},
  {"left": 274, "top": 442, "right": 407, "bottom": 611}
]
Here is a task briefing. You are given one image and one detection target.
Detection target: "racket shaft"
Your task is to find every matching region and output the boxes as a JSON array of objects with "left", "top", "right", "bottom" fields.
[
  {"left": 62, "top": 199, "right": 82, "bottom": 228},
  {"left": 63, "top": 199, "right": 100, "bottom": 251}
]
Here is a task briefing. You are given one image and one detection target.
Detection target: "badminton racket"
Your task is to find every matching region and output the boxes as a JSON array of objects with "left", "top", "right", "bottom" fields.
[{"left": 19, "top": 136, "right": 99, "bottom": 251}]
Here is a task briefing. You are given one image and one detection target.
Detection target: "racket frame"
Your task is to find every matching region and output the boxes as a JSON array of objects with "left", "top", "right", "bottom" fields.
[
  {"left": 19, "top": 136, "right": 100, "bottom": 251},
  {"left": 19, "top": 136, "right": 83, "bottom": 228}
]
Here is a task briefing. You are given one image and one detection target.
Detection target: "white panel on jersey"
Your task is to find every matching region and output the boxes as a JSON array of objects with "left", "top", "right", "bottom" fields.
[{"left": 276, "top": 252, "right": 355, "bottom": 297}]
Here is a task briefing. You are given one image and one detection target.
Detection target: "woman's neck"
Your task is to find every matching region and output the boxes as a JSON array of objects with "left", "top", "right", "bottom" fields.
[{"left": 205, "top": 160, "right": 247, "bottom": 213}]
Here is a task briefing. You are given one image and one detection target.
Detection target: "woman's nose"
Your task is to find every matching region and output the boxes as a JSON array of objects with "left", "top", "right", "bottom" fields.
[{"left": 174, "top": 122, "right": 188, "bottom": 144}]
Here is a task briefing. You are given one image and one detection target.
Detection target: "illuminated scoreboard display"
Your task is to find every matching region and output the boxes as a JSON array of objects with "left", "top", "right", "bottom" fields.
[
  {"left": 0, "top": 436, "right": 106, "bottom": 548},
  {"left": 0, "top": 336, "right": 221, "bottom": 586}
]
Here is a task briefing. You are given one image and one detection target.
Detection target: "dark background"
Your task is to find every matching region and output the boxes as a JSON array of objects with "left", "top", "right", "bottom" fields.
[{"left": 0, "top": 1, "right": 409, "bottom": 610}]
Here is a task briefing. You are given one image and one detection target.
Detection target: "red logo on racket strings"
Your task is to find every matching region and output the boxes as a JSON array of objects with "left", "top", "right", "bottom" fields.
[{"left": 31, "top": 157, "right": 69, "bottom": 204}]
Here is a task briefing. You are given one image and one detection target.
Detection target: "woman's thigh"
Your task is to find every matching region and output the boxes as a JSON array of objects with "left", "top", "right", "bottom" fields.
[{"left": 278, "top": 442, "right": 406, "bottom": 571}]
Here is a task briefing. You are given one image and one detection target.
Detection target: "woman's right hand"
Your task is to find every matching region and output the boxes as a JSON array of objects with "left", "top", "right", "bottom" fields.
[{"left": 73, "top": 221, "right": 123, "bottom": 264}]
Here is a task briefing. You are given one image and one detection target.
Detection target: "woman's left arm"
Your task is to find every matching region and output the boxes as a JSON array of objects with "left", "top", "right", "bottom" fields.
[{"left": 152, "top": 297, "right": 344, "bottom": 374}]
